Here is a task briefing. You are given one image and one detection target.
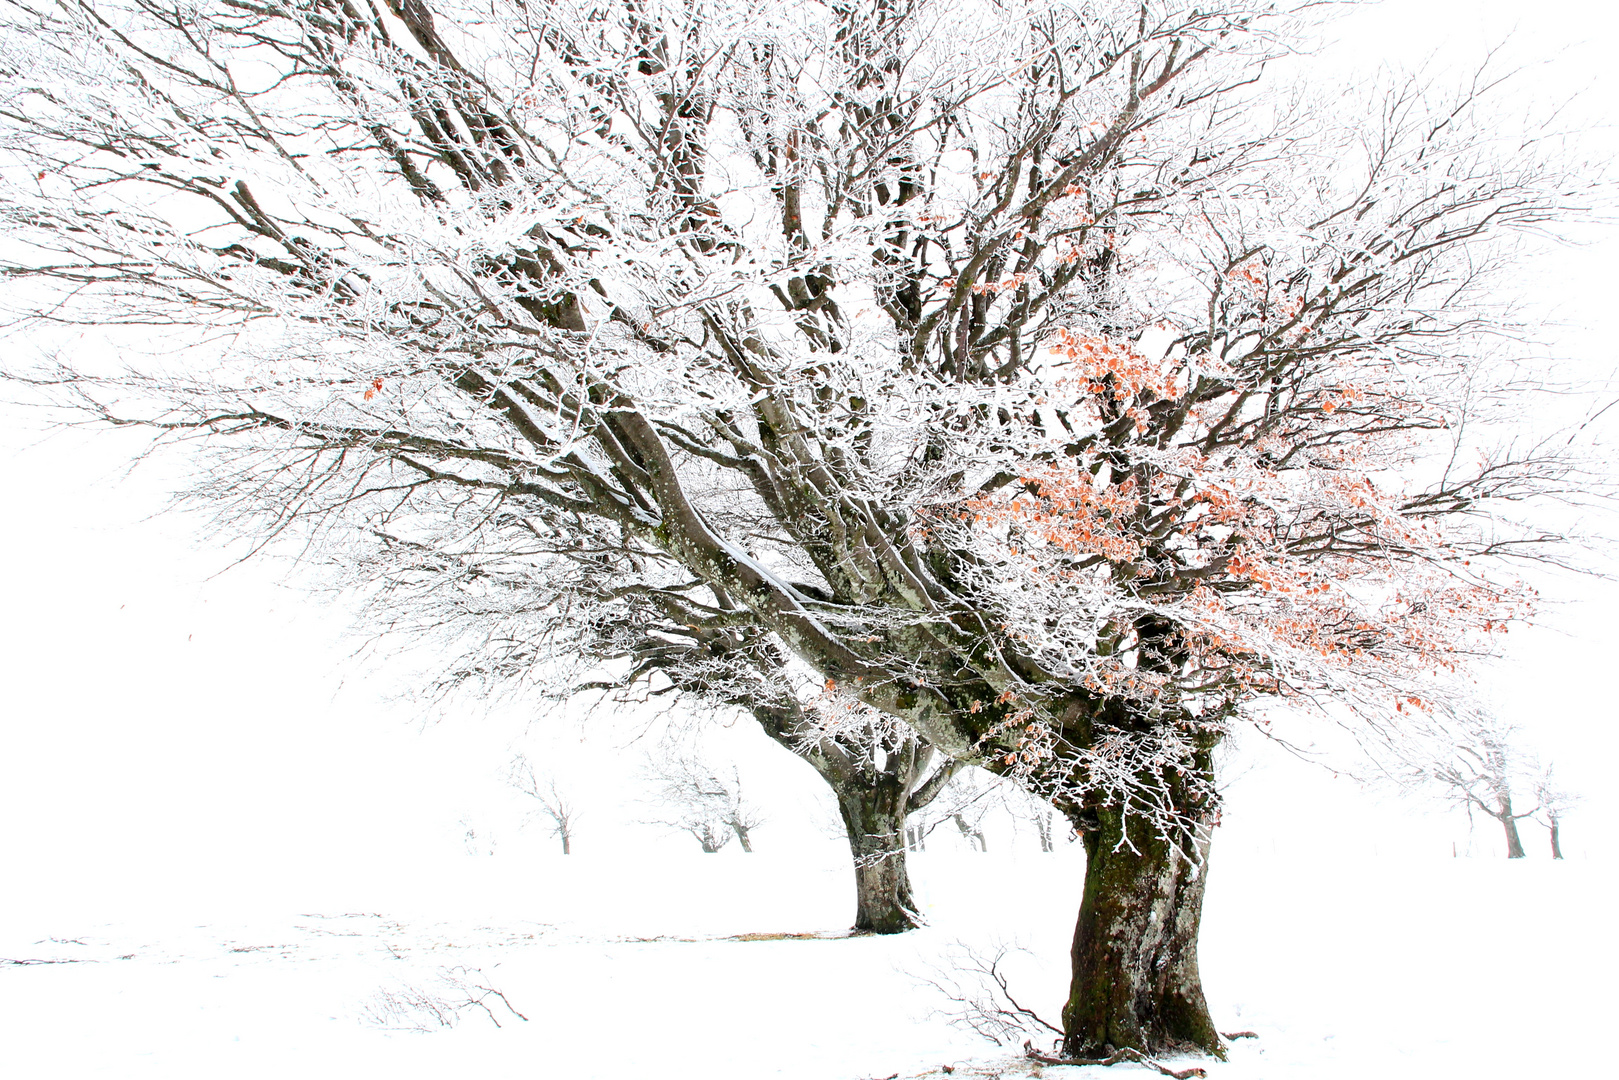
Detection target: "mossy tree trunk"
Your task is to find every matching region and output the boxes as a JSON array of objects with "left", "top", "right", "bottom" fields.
[
  {"left": 1061, "top": 806, "right": 1222, "bottom": 1058},
  {"left": 1058, "top": 728, "right": 1223, "bottom": 1060},
  {"left": 821, "top": 734, "right": 961, "bottom": 934},
  {"left": 835, "top": 778, "right": 918, "bottom": 934}
]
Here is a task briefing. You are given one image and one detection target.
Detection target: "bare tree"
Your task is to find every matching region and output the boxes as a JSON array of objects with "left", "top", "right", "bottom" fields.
[
  {"left": 1, "top": 0, "right": 1605, "bottom": 1058},
  {"left": 1532, "top": 764, "right": 1580, "bottom": 860},
  {"left": 934, "top": 769, "right": 995, "bottom": 853},
  {"left": 1007, "top": 787, "right": 1064, "bottom": 854},
  {"left": 1402, "top": 707, "right": 1539, "bottom": 858},
  {"left": 509, "top": 757, "right": 580, "bottom": 854},
  {"left": 643, "top": 748, "right": 763, "bottom": 854}
]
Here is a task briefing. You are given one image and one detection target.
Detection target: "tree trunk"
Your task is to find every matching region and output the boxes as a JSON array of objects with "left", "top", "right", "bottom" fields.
[
  {"left": 835, "top": 785, "right": 918, "bottom": 934},
  {"left": 560, "top": 831, "right": 571, "bottom": 855},
  {"left": 952, "top": 812, "right": 987, "bottom": 852},
  {"left": 731, "top": 821, "right": 754, "bottom": 852},
  {"left": 1548, "top": 814, "right": 1562, "bottom": 860},
  {"left": 1497, "top": 795, "right": 1527, "bottom": 858},
  {"left": 1061, "top": 803, "right": 1223, "bottom": 1058}
]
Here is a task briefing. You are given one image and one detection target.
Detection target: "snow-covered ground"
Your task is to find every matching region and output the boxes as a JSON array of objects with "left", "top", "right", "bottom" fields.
[{"left": 3, "top": 844, "right": 1610, "bottom": 1079}]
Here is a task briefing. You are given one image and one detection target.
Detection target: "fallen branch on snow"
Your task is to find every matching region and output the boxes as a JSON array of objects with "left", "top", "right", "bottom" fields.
[{"left": 1024, "top": 1042, "right": 1207, "bottom": 1079}]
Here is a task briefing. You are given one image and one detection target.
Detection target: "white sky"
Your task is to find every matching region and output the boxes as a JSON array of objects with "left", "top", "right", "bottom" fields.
[{"left": 2, "top": 0, "right": 1617, "bottom": 921}]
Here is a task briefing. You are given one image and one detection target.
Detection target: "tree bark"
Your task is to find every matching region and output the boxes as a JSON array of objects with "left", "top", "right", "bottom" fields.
[
  {"left": 1497, "top": 794, "right": 1527, "bottom": 859},
  {"left": 1548, "top": 814, "right": 1562, "bottom": 860},
  {"left": 1061, "top": 802, "right": 1223, "bottom": 1059},
  {"left": 834, "top": 782, "right": 919, "bottom": 934},
  {"left": 1054, "top": 712, "right": 1223, "bottom": 1062},
  {"left": 750, "top": 705, "right": 956, "bottom": 935}
]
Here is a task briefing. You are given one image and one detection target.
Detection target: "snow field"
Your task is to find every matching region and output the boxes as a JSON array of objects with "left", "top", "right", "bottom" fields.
[{"left": 2, "top": 847, "right": 1610, "bottom": 1079}]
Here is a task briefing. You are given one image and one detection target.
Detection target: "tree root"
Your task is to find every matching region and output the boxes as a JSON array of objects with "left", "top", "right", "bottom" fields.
[
  {"left": 1024, "top": 1043, "right": 1207, "bottom": 1078},
  {"left": 1219, "top": 1031, "right": 1258, "bottom": 1040}
]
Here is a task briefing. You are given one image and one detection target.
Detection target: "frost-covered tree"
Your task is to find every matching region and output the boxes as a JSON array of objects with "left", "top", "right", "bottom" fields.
[
  {"left": 1400, "top": 706, "right": 1541, "bottom": 859},
  {"left": 776, "top": 711, "right": 959, "bottom": 930},
  {"left": 1532, "top": 762, "right": 1578, "bottom": 860},
  {"left": 643, "top": 748, "right": 763, "bottom": 852},
  {"left": 1, "top": 0, "right": 1604, "bottom": 1058},
  {"left": 509, "top": 757, "right": 580, "bottom": 853}
]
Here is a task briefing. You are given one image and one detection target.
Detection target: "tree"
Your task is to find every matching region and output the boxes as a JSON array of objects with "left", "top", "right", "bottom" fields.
[
  {"left": 643, "top": 747, "right": 764, "bottom": 852},
  {"left": 1, "top": 0, "right": 1602, "bottom": 1059},
  {"left": 1532, "top": 763, "right": 1579, "bottom": 860},
  {"left": 776, "top": 709, "right": 960, "bottom": 931},
  {"left": 913, "top": 765, "right": 995, "bottom": 852},
  {"left": 510, "top": 756, "right": 581, "bottom": 853},
  {"left": 1006, "top": 781, "right": 1064, "bottom": 853},
  {"left": 1400, "top": 705, "right": 1540, "bottom": 858}
]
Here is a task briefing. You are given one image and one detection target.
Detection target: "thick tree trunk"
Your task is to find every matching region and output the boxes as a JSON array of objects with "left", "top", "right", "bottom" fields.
[
  {"left": 1549, "top": 815, "right": 1563, "bottom": 860},
  {"left": 1496, "top": 795, "right": 1527, "bottom": 858},
  {"left": 835, "top": 785, "right": 918, "bottom": 934},
  {"left": 1061, "top": 803, "right": 1223, "bottom": 1058}
]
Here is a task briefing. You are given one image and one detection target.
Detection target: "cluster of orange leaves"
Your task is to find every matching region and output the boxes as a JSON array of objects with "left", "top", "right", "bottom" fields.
[
  {"left": 1054, "top": 329, "right": 1179, "bottom": 402},
  {"left": 1226, "top": 258, "right": 1265, "bottom": 291},
  {"left": 963, "top": 470, "right": 1144, "bottom": 564},
  {"left": 937, "top": 272, "right": 1033, "bottom": 294}
]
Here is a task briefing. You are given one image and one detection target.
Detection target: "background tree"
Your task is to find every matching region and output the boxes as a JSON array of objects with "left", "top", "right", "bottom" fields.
[
  {"left": 1, "top": 0, "right": 1604, "bottom": 1059},
  {"left": 509, "top": 756, "right": 580, "bottom": 854},
  {"left": 1532, "top": 763, "right": 1579, "bottom": 860},
  {"left": 643, "top": 746, "right": 764, "bottom": 853},
  {"left": 1400, "top": 706, "right": 1539, "bottom": 859},
  {"left": 911, "top": 766, "right": 996, "bottom": 853},
  {"left": 1006, "top": 782, "right": 1064, "bottom": 854}
]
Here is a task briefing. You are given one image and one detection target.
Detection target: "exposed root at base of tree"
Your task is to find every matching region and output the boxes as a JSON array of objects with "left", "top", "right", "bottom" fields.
[
  {"left": 1220, "top": 1031, "right": 1258, "bottom": 1040},
  {"left": 1024, "top": 1042, "right": 1207, "bottom": 1078}
]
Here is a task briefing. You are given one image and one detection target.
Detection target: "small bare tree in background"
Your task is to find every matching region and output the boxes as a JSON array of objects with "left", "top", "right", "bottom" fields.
[
  {"left": 509, "top": 757, "right": 580, "bottom": 855},
  {"left": 1404, "top": 708, "right": 1538, "bottom": 858},
  {"left": 905, "top": 768, "right": 998, "bottom": 853},
  {"left": 1533, "top": 765, "right": 1580, "bottom": 860},
  {"left": 1008, "top": 788, "right": 1065, "bottom": 854},
  {"left": 644, "top": 750, "right": 764, "bottom": 854},
  {"left": 913, "top": 768, "right": 1068, "bottom": 854}
]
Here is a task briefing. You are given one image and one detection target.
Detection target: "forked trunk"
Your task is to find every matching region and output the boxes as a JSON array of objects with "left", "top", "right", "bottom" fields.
[
  {"left": 835, "top": 785, "right": 918, "bottom": 934},
  {"left": 1061, "top": 804, "right": 1223, "bottom": 1058}
]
